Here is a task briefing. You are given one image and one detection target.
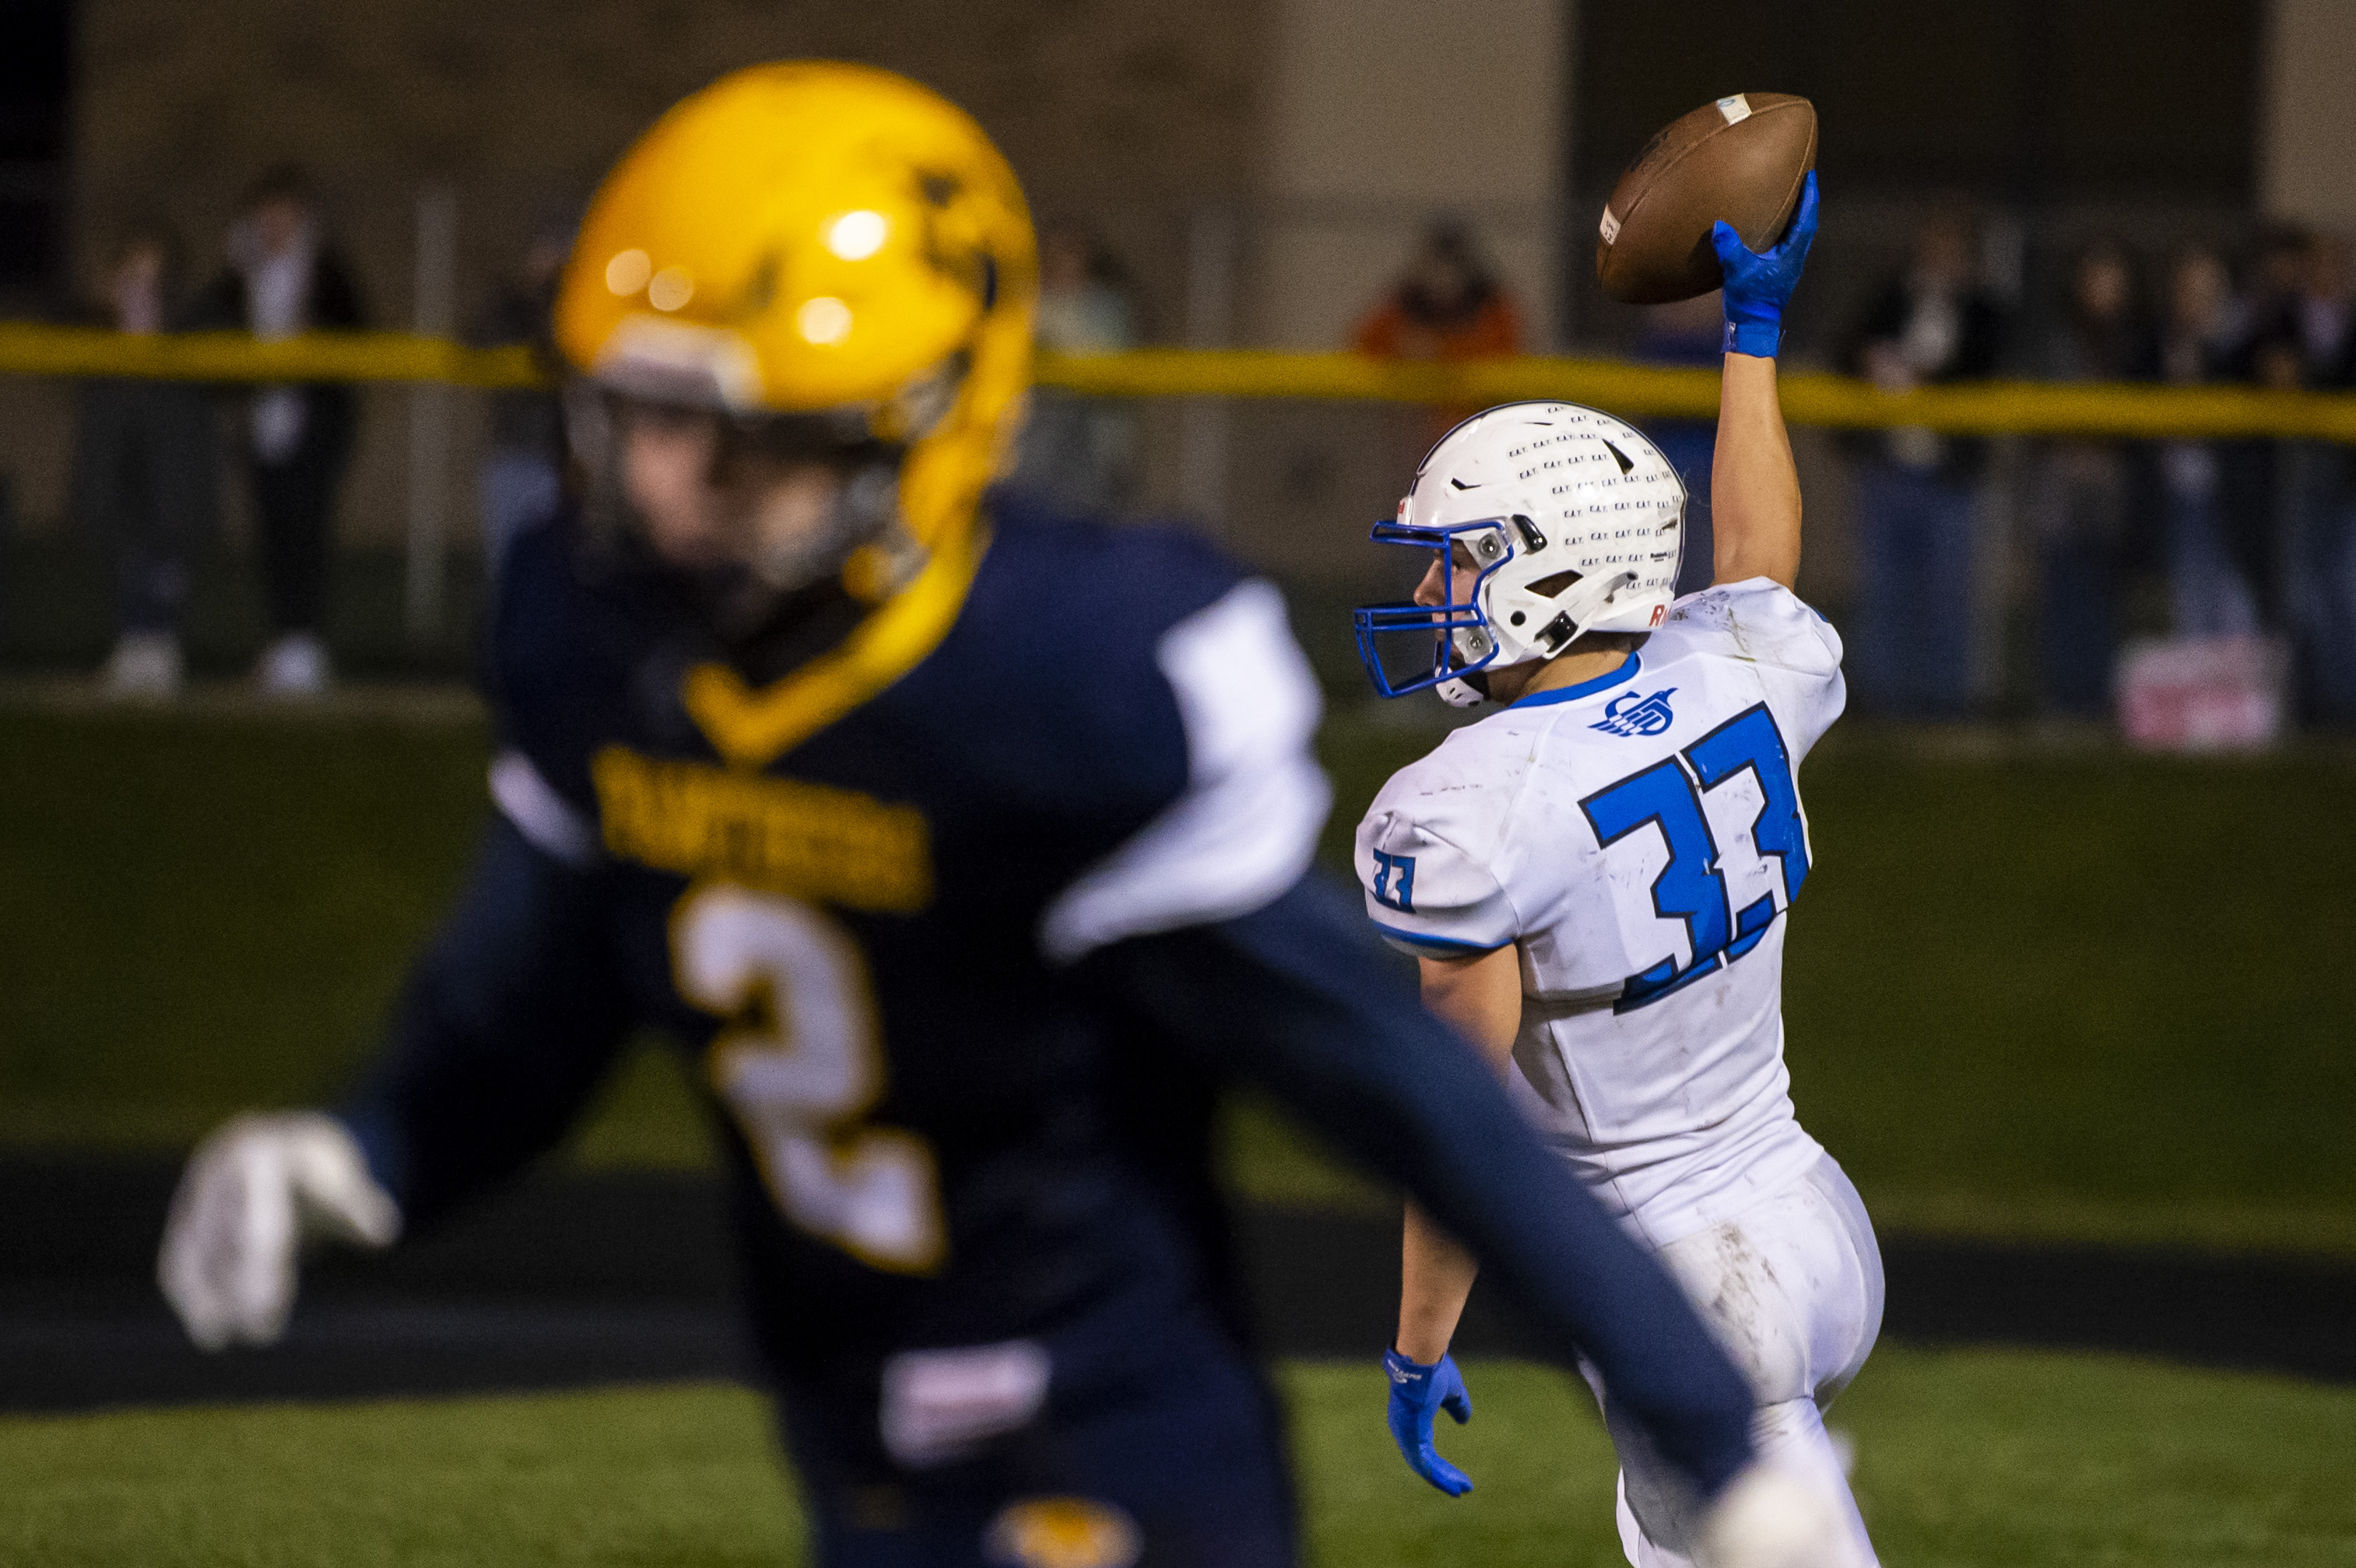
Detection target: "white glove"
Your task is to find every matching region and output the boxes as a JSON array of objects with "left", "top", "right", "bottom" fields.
[
  {"left": 1696, "top": 1462, "right": 1869, "bottom": 1568},
  {"left": 157, "top": 1111, "right": 402, "bottom": 1350}
]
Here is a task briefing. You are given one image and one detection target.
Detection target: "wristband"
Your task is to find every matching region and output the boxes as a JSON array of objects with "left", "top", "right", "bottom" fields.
[
  {"left": 1385, "top": 1345, "right": 1436, "bottom": 1385},
  {"left": 1724, "top": 317, "right": 1782, "bottom": 359}
]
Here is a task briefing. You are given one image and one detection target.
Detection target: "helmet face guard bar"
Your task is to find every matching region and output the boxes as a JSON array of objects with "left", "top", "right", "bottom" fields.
[{"left": 1351, "top": 518, "right": 1515, "bottom": 698}]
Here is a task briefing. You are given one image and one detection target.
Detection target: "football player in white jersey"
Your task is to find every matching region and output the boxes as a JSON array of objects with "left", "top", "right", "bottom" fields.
[{"left": 1354, "top": 176, "right": 1882, "bottom": 1568}]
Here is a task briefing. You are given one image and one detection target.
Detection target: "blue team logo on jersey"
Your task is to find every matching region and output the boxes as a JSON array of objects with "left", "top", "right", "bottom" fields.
[
  {"left": 1590, "top": 687, "right": 1679, "bottom": 738},
  {"left": 1371, "top": 850, "right": 1417, "bottom": 913}
]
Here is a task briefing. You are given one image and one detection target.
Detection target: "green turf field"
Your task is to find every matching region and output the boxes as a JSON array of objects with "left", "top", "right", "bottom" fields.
[
  {"left": 5, "top": 1349, "right": 2351, "bottom": 1566},
  {"left": 5, "top": 700, "right": 2356, "bottom": 1253}
]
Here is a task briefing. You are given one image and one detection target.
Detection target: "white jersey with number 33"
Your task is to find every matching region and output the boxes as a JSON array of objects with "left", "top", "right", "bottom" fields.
[{"left": 1357, "top": 578, "right": 1846, "bottom": 1249}]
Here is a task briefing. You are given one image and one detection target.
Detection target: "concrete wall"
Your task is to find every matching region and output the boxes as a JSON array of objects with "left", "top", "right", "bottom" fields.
[
  {"left": 41, "top": 0, "right": 1266, "bottom": 544},
  {"left": 72, "top": 0, "right": 1266, "bottom": 278},
  {"left": 2258, "top": 0, "right": 2356, "bottom": 231},
  {"left": 1252, "top": 0, "right": 1566, "bottom": 350},
  {"left": 1220, "top": 0, "right": 1569, "bottom": 595}
]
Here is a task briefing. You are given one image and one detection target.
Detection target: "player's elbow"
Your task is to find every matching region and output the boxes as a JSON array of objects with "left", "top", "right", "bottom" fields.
[{"left": 1713, "top": 537, "right": 1801, "bottom": 592}]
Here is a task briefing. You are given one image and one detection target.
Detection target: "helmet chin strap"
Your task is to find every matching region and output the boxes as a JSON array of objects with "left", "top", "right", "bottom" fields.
[
  {"left": 1525, "top": 570, "right": 1639, "bottom": 658},
  {"left": 1434, "top": 568, "right": 1642, "bottom": 709},
  {"left": 1434, "top": 673, "right": 1490, "bottom": 709}
]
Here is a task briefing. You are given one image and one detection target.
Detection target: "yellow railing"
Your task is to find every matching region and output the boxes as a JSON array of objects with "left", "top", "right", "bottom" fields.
[
  {"left": 6, "top": 321, "right": 2356, "bottom": 443},
  {"left": 1039, "top": 349, "right": 2356, "bottom": 443},
  {"left": 0, "top": 324, "right": 541, "bottom": 390}
]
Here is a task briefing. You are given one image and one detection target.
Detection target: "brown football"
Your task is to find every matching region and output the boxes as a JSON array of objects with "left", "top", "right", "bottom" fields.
[{"left": 1596, "top": 93, "right": 1817, "bottom": 305}]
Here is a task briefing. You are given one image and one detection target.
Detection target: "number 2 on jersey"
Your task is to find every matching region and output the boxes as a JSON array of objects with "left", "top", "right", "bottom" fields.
[
  {"left": 1580, "top": 703, "right": 1810, "bottom": 1013},
  {"left": 671, "top": 884, "right": 946, "bottom": 1273}
]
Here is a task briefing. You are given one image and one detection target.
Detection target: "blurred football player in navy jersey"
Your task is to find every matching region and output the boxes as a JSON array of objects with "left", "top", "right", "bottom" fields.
[{"left": 156, "top": 64, "right": 1845, "bottom": 1568}]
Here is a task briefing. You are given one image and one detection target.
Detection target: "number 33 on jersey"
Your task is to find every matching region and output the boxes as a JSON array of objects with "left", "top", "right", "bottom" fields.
[{"left": 1578, "top": 702, "right": 1810, "bottom": 1011}]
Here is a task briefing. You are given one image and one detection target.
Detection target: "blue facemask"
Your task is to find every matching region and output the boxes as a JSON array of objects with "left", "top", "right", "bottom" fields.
[{"left": 1351, "top": 518, "right": 1517, "bottom": 698}]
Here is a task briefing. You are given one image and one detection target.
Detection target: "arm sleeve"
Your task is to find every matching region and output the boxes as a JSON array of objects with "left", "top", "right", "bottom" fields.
[
  {"left": 1356, "top": 809, "right": 1519, "bottom": 957},
  {"left": 1087, "top": 872, "right": 1756, "bottom": 1499},
  {"left": 1039, "top": 578, "right": 1330, "bottom": 965},
  {"left": 336, "top": 812, "right": 637, "bottom": 1229}
]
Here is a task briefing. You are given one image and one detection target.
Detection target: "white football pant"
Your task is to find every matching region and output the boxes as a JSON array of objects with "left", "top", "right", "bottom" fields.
[{"left": 1585, "top": 1156, "right": 1883, "bottom": 1568}]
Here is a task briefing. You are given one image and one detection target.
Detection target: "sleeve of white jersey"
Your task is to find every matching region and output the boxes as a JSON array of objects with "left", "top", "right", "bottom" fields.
[
  {"left": 1665, "top": 577, "right": 1847, "bottom": 758},
  {"left": 489, "top": 749, "right": 602, "bottom": 868},
  {"left": 1354, "top": 777, "right": 1519, "bottom": 958},
  {"left": 1038, "top": 579, "right": 1332, "bottom": 965}
]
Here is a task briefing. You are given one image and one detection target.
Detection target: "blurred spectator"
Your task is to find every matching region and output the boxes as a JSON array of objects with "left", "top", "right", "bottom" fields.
[
  {"left": 1845, "top": 211, "right": 2004, "bottom": 718},
  {"left": 1355, "top": 221, "right": 1522, "bottom": 359},
  {"left": 1356, "top": 221, "right": 1522, "bottom": 443},
  {"left": 2029, "top": 241, "right": 2155, "bottom": 717},
  {"left": 2159, "top": 247, "right": 2259, "bottom": 639},
  {"left": 1037, "top": 227, "right": 1136, "bottom": 356},
  {"left": 70, "top": 223, "right": 219, "bottom": 699},
  {"left": 1008, "top": 228, "right": 1138, "bottom": 516},
  {"left": 2206, "top": 225, "right": 2312, "bottom": 644},
  {"left": 2278, "top": 234, "right": 2356, "bottom": 726},
  {"left": 2242, "top": 223, "right": 2313, "bottom": 339},
  {"left": 195, "top": 167, "right": 364, "bottom": 696},
  {"left": 1634, "top": 290, "right": 1724, "bottom": 598},
  {"left": 469, "top": 221, "right": 571, "bottom": 571}
]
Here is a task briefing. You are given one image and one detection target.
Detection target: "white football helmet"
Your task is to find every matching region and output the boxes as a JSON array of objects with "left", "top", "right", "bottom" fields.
[{"left": 1354, "top": 402, "right": 1687, "bottom": 705}]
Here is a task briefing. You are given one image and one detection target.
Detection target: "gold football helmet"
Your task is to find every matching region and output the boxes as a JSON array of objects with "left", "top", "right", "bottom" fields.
[{"left": 555, "top": 61, "right": 1038, "bottom": 594}]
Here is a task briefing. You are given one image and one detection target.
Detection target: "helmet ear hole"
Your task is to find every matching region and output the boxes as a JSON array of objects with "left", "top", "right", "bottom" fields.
[{"left": 1528, "top": 569, "right": 1584, "bottom": 598}]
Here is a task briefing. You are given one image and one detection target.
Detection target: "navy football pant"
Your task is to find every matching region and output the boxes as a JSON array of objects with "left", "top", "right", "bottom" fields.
[{"left": 778, "top": 1322, "right": 1294, "bottom": 1568}]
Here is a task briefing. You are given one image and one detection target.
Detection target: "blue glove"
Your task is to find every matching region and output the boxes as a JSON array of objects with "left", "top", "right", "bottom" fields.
[
  {"left": 1384, "top": 1347, "right": 1474, "bottom": 1496},
  {"left": 1712, "top": 169, "right": 1819, "bottom": 359}
]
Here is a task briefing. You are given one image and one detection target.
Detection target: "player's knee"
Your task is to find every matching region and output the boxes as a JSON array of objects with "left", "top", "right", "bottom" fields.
[
  {"left": 1605, "top": 1406, "right": 1710, "bottom": 1557},
  {"left": 1748, "top": 1394, "right": 1860, "bottom": 1508}
]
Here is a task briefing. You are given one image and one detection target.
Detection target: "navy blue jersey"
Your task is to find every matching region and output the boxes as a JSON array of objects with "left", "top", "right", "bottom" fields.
[{"left": 341, "top": 498, "right": 1757, "bottom": 1503}]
